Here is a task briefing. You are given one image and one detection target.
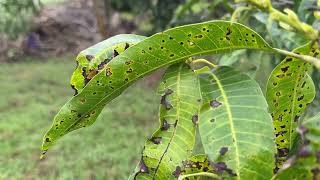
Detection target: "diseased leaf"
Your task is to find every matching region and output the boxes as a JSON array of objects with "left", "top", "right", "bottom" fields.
[
  {"left": 176, "top": 154, "right": 216, "bottom": 180},
  {"left": 42, "top": 20, "right": 272, "bottom": 153},
  {"left": 276, "top": 112, "right": 320, "bottom": 180},
  {"left": 70, "top": 34, "right": 146, "bottom": 94},
  {"left": 198, "top": 66, "right": 276, "bottom": 179},
  {"left": 266, "top": 43, "right": 318, "bottom": 169},
  {"left": 132, "top": 63, "right": 201, "bottom": 179}
]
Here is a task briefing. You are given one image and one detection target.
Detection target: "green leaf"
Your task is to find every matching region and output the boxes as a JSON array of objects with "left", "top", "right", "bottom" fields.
[
  {"left": 132, "top": 63, "right": 201, "bottom": 179},
  {"left": 266, "top": 43, "right": 318, "bottom": 168},
  {"left": 275, "top": 112, "right": 320, "bottom": 179},
  {"left": 198, "top": 66, "right": 276, "bottom": 179},
  {"left": 42, "top": 20, "right": 272, "bottom": 153},
  {"left": 70, "top": 34, "right": 146, "bottom": 94}
]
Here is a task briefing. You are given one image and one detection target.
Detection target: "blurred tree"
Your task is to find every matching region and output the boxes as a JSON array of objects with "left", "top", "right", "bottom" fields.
[
  {"left": 0, "top": 0, "right": 41, "bottom": 39},
  {"left": 92, "top": 0, "right": 109, "bottom": 38}
]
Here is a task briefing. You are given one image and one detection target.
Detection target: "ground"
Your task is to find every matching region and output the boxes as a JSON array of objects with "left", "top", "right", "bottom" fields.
[{"left": 0, "top": 57, "right": 159, "bottom": 179}]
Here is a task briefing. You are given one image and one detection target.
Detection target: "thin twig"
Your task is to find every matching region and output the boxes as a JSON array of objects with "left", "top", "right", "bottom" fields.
[
  {"left": 191, "top": 59, "right": 217, "bottom": 68},
  {"left": 273, "top": 48, "right": 320, "bottom": 69}
]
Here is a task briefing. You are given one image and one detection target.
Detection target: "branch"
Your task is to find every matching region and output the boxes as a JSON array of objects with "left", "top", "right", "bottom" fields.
[
  {"left": 273, "top": 48, "right": 320, "bottom": 69},
  {"left": 178, "top": 172, "right": 220, "bottom": 180}
]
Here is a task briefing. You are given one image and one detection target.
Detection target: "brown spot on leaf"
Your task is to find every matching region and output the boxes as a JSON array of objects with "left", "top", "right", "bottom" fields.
[
  {"left": 98, "top": 59, "right": 109, "bottom": 70},
  {"left": 192, "top": 115, "right": 198, "bottom": 125},
  {"left": 106, "top": 68, "right": 112, "bottom": 76}
]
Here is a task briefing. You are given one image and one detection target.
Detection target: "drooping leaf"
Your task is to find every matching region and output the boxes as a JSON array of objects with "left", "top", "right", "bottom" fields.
[
  {"left": 42, "top": 20, "right": 272, "bottom": 153},
  {"left": 132, "top": 63, "right": 201, "bottom": 179},
  {"left": 198, "top": 66, "right": 276, "bottom": 179},
  {"left": 275, "top": 112, "right": 320, "bottom": 180},
  {"left": 70, "top": 34, "right": 146, "bottom": 94},
  {"left": 266, "top": 43, "right": 318, "bottom": 168}
]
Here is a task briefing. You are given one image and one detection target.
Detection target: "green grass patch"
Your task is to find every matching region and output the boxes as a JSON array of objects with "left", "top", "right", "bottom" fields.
[{"left": 0, "top": 57, "right": 158, "bottom": 179}]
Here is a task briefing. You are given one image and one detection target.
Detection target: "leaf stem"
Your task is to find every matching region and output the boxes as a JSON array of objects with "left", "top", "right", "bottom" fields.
[
  {"left": 273, "top": 48, "right": 320, "bottom": 69},
  {"left": 178, "top": 172, "right": 220, "bottom": 180},
  {"left": 191, "top": 59, "right": 217, "bottom": 68}
]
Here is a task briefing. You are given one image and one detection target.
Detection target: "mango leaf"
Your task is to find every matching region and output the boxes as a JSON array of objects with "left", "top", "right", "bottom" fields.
[
  {"left": 275, "top": 112, "right": 320, "bottom": 179},
  {"left": 42, "top": 20, "right": 272, "bottom": 153},
  {"left": 266, "top": 43, "right": 319, "bottom": 168},
  {"left": 198, "top": 66, "right": 276, "bottom": 179},
  {"left": 132, "top": 63, "right": 201, "bottom": 179},
  {"left": 70, "top": 34, "right": 146, "bottom": 94}
]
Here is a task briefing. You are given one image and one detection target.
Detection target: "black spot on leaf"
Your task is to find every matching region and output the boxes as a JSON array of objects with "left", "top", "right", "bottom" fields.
[
  {"left": 86, "top": 55, "right": 94, "bottom": 61},
  {"left": 281, "top": 66, "right": 289, "bottom": 73},
  {"left": 71, "top": 85, "right": 78, "bottom": 96},
  {"left": 172, "top": 166, "right": 182, "bottom": 178},
  {"left": 150, "top": 137, "right": 162, "bottom": 144},
  {"left": 113, "top": 49, "right": 119, "bottom": 57},
  {"left": 126, "top": 68, "right": 133, "bottom": 73},
  {"left": 139, "top": 157, "right": 149, "bottom": 173},
  {"left": 106, "top": 68, "right": 112, "bottom": 76},
  {"left": 278, "top": 148, "right": 289, "bottom": 157},
  {"left": 211, "top": 161, "right": 237, "bottom": 176},
  {"left": 160, "top": 89, "right": 174, "bottom": 110},
  {"left": 124, "top": 43, "right": 130, "bottom": 50},
  {"left": 219, "top": 147, "right": 228, "bottom": 156},
  {"left": 285, "top": 58, "right": 293, "bottom": 62},
  {"left": 210, "top": 99, "right": 222, "bottom": 108},
  {"left": 192, "top": 115, "right": 198, "bottom": 125},
  {"left": 161, "top": 119, "right": 170, "bottom": 131}
]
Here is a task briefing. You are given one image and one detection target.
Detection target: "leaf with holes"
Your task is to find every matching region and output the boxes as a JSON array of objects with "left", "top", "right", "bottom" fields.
[
  {"left": 198, "top": 66, "right": 276, "bottom": 179},
  {"left": 70, "top": 34, "right": 146, "bottom": 95},
  {"left": 132, "top": 63, "right": 201, "bottom": 179},
  {"left": 266, "top": 43, "right": 318, "bottom": 168},
  {"left": 275, "top": 112, "right": 320, "bottom": 179},
  {"left": 42, "top": 20, "right": 272, "bottom": 154}
]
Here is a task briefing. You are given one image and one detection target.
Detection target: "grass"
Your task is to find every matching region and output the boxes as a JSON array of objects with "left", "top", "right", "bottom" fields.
[{"left": 0, "top": 57, "right": 160, "bottom": 179}]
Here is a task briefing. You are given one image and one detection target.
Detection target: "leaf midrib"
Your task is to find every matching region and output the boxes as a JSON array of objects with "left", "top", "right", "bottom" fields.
[
  {"left": 153, "top": 64, "right": 183, "bottom": 178},
  {"left": 210, "top": 72, "right": 240, "bottom": 179}
]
